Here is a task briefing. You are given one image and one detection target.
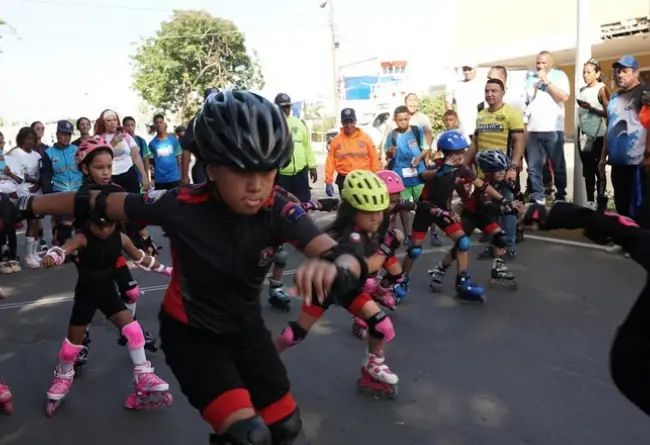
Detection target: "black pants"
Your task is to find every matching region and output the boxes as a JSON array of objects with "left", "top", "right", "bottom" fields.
[
  {"left": 276, "top": 169, "right": 311, "bottom": 202},
  {"left": 159, "top": 310, "right": 296, "bottom": 431},
  {"left": 0, "top": 230, "right": 17, "bottom": 260},
  {"left": 335, "top": 174, "right": 346, "bottom": 195},
  {"left": 69, "top": 280, "right": 127, "bottom": 326},
  {"left": 192, "top": 160, "right": 206, "bottom": 184},
  {"left": 579, "top": 136, "right": 605, "bottom": 202},
  {"left": 611, "top": 165, "right": 650, "bottom": 228},
  {"left": 155, "top": 180, "right": 180, "bottom": 191}
]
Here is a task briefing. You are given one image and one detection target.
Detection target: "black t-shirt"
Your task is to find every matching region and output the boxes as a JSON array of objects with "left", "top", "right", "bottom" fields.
[
  {"left": 75, "top": 228, "right": 122, "bottom": 285},
  {"left": 419, "top": 163, "right": 476, "bottom": 209},
  {"left": 123, "top": 184, "right": 322, "bottom": 333},
  {"left": 335, "top": 216, "right": 390, "bottom": 277}
]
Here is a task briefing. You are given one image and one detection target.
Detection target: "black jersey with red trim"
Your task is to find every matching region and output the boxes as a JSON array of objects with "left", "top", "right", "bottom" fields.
[
  {"left": 334, "top": 215, "right": 390, "bottom": 275},
  {"left": 418, "top": 164, "right": 476, "bottom": 209},
  {"left": 123, "top": 184, "right": 322, "bottom": 334},
  {"left": 75, "top": 228, "right": 122, "bottom": 285}
]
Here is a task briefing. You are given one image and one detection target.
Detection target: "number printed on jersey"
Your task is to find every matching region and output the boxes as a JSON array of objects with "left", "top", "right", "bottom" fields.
[{"left": 401, "top": 167, "right": 417, "bottom": 178}]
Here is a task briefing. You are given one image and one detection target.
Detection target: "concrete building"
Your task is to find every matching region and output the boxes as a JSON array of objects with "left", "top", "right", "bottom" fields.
[{"left": 453, "top": 0, "right": 650, "bottom": 135}]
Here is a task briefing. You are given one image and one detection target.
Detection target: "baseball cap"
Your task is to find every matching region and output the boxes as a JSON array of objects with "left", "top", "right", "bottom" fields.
[
  {"left": 613, "top": 55, "right": 639, "bottom": 70},
  {"left": 274, "top": 93, "right": 292, "bottom": 106},
  {"left": 340, "top": 108, "right": 356, "bottom": 122},
  {"left": 461, "top": 63, "right": 477, "bottom": 70},
  {"left": 56, "top": 120, "right": 74, "bottom": 134}
]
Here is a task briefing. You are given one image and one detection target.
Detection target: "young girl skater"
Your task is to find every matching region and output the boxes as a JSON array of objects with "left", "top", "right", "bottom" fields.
[
  {"left": 277, "top": 170, "right": 401, "bottom": 399},
  {"left": 72, "top": 139, "right": 159, "bottom": 373}
]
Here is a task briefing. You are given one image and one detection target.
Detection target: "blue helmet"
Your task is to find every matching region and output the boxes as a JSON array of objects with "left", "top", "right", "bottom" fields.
[
  {"left": 477, "top": 149, "right": 510, "bottom": 173},
  {"left": 437, "top": 130, "right": 469, "bottom": 152}
]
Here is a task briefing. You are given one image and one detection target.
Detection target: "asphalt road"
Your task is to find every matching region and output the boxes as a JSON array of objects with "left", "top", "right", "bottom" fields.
[{"left": 1, "top": 208, "right": 649, "bottom": 445}]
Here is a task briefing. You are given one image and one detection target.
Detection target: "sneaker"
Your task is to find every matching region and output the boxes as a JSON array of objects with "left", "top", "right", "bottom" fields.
[
  {"left": 39, "top": 240, "right": 49, "bottom": 253},
  {"left": 0, "top": 262, "right": 13, "bottom": 274},
  {"left": 476, "top": 245, "right": 494, "bottom": 260},
  {"left": 9, "top": 260, "right": 21, "bottom": 273},
  {"left": 585, "top": 201, "right": 597, "bottom": 210},
  {"left": 24, "top": 254, "right": 41, "bottom": 269},
  {"left": 606, "top": 245, "right": 623, "bottom": 254},
  {"left": 429, "top": 231, "right": 442, "bottom": 247}
]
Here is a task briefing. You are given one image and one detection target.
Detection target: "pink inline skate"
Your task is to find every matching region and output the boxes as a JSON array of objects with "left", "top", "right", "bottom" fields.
[
  {"left": 351, "top": 316, "right": 367, "bottom": 340},
  {"left": 363, "top": 277, "right": 396, "bottom": 311},
  {"left": 356, "top": 352, "right": 399, "bottom": 400},
  {"left": 124, "top": 361, "right": 173, "bottom": 410},
  {"left": 0, "top": 383, "right": 12, "bottom": 414},
  {"left": 46, "top": 366, "right": 75, "bottom": 416}
]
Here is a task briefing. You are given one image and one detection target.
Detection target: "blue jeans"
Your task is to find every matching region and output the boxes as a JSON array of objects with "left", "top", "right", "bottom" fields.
[
  {"left": 527, "top": 131, "right": 567, "bottom": 202},
  {"left": 501, "top": 187, "right": 516, "bottom": 249}
]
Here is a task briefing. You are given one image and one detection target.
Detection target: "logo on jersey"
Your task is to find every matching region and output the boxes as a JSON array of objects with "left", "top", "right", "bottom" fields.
[
  {"left": 348, "top": 232, "right": 362, "bottom": 243},
  {"left": 144, "top": 189, "right": 167, "bottom": 204},
  {"left": 258, "top": 247, "right": 275, "bottom": 267},
  {"left": 281, "top": 203, "right": 306, "bottom": 222},
  {"left": 358, "top": 141, "right": 366, "bottom": 149}
]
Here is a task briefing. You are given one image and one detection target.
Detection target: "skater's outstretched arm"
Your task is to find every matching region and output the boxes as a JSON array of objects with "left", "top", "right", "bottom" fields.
[
  {"left": 120, "top": 233, "right": 171, "bottom": 276},
  {"left": 521, "top": 201, "right": 650, "bottom": 416},
  {"left": 41, "top": 233, "right": 87, "bottom": 268}
]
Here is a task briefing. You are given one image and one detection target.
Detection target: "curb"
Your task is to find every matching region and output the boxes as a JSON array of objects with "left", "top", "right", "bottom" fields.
[{"left": 524, "top": 234, "right": 610, "bottom": 252}]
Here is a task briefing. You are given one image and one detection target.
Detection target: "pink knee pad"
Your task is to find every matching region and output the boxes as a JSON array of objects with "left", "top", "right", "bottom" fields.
[
  {"left": 124, "top": 285, "right": 141, "bottom": 304},
  {"left": 362, "top": 277, "right": 379, "bottom": 294},
  {"left": 58, "top": 338, "right": 83, "bottom": 363},
  {"left": 121, "top": 321, "right": 146, "bottom": 349},
  {"left": 366, "top": 312, "right": 395, "bottom": 343}
]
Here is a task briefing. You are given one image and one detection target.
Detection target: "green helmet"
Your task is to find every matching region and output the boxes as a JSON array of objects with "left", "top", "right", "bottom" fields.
[{"left": 342, "top": 170, "right": 390, "bottom": 212}]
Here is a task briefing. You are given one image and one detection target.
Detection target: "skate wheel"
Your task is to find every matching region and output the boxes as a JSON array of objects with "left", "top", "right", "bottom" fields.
[
  {"left": 2, "top": 402, "right": 13, "bottom": 414},
  {"left": 124, "top": 394, "right": 139, "bottom": 410},
  {"left": 508, "top": 281, "right": 518, "bottom": 290},
  {"left": 45, "top": 401, "right": 58, "bottom": 417},
  {"left": 163, "top": 393, "right": 173, "bottom": 406}
]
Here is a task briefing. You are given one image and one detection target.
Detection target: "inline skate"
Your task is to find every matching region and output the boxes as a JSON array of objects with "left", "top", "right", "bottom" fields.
[
  {"left": 124, "top": 361, "right": 173, "bottom": 410},
  {"left": 118, "top": 328, "right": 158, "bottom": 353},
  {"left": 73, "top": 329, "right": 91, "bottom": 376},
  {"left": 428, "top": 262, "right": 448, "bottom": 293},
  {"left": 456, "top": 271, "right": 485, "bottom": 304},
  {"left": 371, "top": 282, "right": 396, "bottom": 311},
  {"left": 268, "top": 280, "right": 291, "bottom": 312},
  {"left": 0, "top": 383, "right": 12, "bottom": 414},
  {"left": 489, "top": 257, "right": 517, "bottom": 290},
  {"left": 392, "top": 275, "right": 409, "bottom": 304},
  {"left": 356, "top": 353, "right": 398, "bottom": 400},
  {"left": 46, "top": 366, "right": 75, "bottom": 417}
]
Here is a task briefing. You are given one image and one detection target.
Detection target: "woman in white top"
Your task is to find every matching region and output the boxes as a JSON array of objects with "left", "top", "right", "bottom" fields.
[
  {"left": 94, "top": 110, "right": 157, "bottom": 254},
  {"left": 5, "top": 127, "right": 44, "bottom": 268},
  {"left": 577, "top": 59, "right": 610, "bottom": 208}
]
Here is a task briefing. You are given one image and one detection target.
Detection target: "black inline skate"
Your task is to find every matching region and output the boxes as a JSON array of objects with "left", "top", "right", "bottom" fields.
[
  {"left": 268, "top": 280, "right": 291, "bottom": 312},
  {"left": 489, "top": 257, "right": 517, "bottom": 290},
  {"left": 428, "top": 262, "right": 448, "bottom": 293},
  {"left": 117, "top": 316, "right": 158, "bottom": 353},
  {"left": 73, "top": 329, "right": 91, "bottom": 376}
]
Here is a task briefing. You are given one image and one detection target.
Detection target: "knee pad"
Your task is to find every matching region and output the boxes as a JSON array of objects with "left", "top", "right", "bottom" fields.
[
  {"left": 121, "top": 321, "right": 145, "bottom": 350},
  {"left": 55, "top": 224, "right": 73, "bottom": 246},
  {"left": 455, "top": 235, "right": 471, "bottom": 252},
  {"left": 124, "top": 284, "right": 141, "bottom": 305},
  {"left": 491, "top": 231, "right": 508, "bottom": 249},
  {"left": 210, "top": 416, "right": 272, "bottom": 445},
  {"left": 406, "top": 245, "right": 423, "bottom": 260},
  {"left": 366, "top": 311, "right": 395, "bottom": 343},
  {"left": 273, "top": 247, "right": 288, "bottom": 268},
  {"left": 59, "top": 338, "right": 83, "bottom": 364},
  {"left": 268, "top": 409, "right": 302, "bottom": 445}
]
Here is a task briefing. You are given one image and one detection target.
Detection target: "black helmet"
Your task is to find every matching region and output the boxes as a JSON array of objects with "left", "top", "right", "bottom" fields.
[{"left": 193, "top": 89, "right": 292, "bottom": 171}]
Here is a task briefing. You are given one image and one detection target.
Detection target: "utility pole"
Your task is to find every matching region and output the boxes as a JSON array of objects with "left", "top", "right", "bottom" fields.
[
  {"left": 573, "top": 0, "right": 589, "bottom": 206},
  {"left": 321, "top": 0, "right": 340, "bottom": 115}
]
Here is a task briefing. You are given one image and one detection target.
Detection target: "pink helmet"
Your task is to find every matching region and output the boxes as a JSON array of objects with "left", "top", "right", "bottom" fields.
[
  {"left": 76, "top": 137, "right": 113, "bottom": 166},
  {"left": 376, "top": 170, "right": 405, "bottom": 194}
]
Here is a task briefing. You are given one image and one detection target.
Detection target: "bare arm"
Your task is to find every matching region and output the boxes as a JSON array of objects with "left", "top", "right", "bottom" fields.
[
  {"left": 464, "top": 136, "right": 478, "bottom": 166},
  {"left": 510, "top": 132, "right": 525, "bottom": 167},
  {"left": 547, "top": 82, "right": 569, "bottom": 103},
  {"left": 130, "top": 146, "right": 148, "bottom": 185},
  {"left": 121, "top": 232, "right": 164, "bottom": 269},
  {"left": 41, "top": 233, "right": 86, "bottom": 268},
  {"left": 472, "top": 177, "right": 504, "bottom": 201}
]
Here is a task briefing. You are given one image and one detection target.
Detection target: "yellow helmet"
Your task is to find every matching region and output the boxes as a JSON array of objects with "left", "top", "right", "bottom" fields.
[{"left": 342, "top": 170, "right": 390, "bottom": 212}]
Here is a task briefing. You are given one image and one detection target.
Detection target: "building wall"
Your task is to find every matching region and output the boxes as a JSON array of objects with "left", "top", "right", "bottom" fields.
[
  {"left": 560, "top": 53, "right": 650, "bottom": 135},
  {"left": 454, "top": 0, "right": 650, "bottom": 63}
]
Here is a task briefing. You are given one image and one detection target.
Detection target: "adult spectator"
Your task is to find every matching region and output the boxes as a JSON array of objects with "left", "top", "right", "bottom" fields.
[
  {"left": 180, "top": 87, "right": 217, "bottom": 184},
  {"left": 525, "top": 50, "right": 570, "bottom": 204},
  {"left": 465, "top": 78, "right": 525, "bottom": 259},
  {"left": 145, "top": 113, "right": 182, "bottom": 190},
  {"left": 577, "top": 59, "right": 609, "bottom": 209},
  {"left": 274, "top": 93, "right": 317, "bottom": 202},
  {"left": 71, "top": 117, "right": 92, "bottom": 147},
  {"left": 600, "top": 56, "right": 650, "bottom": 234},
  {"left": 123, "top": 116, "right": 149, "bottom": 174},
  {"left": 30, "top": 121, "right": 48, "bottom": 157},
  {"left": 445, "top": 64, "right": 485, "bottom": 141},
  {"left": 479, "top": 66, "right": 527, "bottom": 114},
  {"left": 325, "top": 108, "right": 379, "bottom": 196},
  {"left": 0, "top": 131, "right": 4, "bottom": 152}
]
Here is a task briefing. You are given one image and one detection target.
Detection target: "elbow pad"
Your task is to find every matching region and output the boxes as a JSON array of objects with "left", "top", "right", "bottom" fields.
[{"left": 319, "top": 244, "right": 369, "bottom": 284}]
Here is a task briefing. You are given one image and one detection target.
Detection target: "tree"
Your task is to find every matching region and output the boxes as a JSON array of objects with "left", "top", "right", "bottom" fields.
[
  {"left": 418, "top": 94, "right": 447, "bottom": 136},
  {"left": 132, "top": 10, "right": 265, "bottom": 121}
]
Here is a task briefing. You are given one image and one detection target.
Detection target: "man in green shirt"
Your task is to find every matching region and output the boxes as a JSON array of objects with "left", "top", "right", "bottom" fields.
[{"left": 274, "top": 93, "right": 317, "bottom": 202}]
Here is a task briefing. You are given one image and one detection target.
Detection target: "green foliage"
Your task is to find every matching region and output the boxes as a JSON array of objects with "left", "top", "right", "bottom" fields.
[
  {"left": 132, "top": 10, "right": 265, "bottom": 121},
  {"left": 418, "top": 95, "right": 447, "bottom": 136}
]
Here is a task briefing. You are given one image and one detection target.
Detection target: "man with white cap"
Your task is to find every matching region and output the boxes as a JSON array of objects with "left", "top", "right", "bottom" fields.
[{"left": 445, "top": 64, "right": 485, "bottom": 142}]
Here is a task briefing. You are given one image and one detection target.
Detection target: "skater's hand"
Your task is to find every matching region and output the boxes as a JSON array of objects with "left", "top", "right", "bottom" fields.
[
  {"left": 294, "top": 259, "right": 339, "bottom": 306},
  {"left": 41, "top": 255, "right": 57, "bottom": 268}
]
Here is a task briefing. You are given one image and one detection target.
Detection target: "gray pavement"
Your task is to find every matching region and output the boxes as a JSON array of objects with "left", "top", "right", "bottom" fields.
[{"left": 1, "top": 213, "right": 649, "bottom": 444}]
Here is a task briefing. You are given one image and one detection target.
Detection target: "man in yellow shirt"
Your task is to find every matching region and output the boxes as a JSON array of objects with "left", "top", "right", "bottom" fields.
[
  {"left": 275, "top": 93, "right": 318, "bottom": 202},
  {"left": 465, "top": 78, "right": 525, "bottom": 259}
]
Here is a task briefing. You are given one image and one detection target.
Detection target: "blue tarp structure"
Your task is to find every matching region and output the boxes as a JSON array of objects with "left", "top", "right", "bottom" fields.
[{"left": 343, "top": 76, "right": 399, "bottom": 100}]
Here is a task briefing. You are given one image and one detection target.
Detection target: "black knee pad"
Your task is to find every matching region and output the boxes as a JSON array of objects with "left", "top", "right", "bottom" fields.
[
  {"left": 209, "top": 416, "right": 272, "bottom": 445},
  {"left": 491, "top": 231, "right": 507, "bottom": 249},
  {"left": 268, "top": 408, "right": 302, "bottom": 445},
  {"left": 273, "top": 247, "right": 288, "bottom": 268},
  {"left": 55, "top": 224, "right": 74, "bottom": 246}
]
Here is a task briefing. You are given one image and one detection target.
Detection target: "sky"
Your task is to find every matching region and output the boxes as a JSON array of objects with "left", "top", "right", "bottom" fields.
[{"left": 0, "top": 0, "right": 453, "bottom": 123}]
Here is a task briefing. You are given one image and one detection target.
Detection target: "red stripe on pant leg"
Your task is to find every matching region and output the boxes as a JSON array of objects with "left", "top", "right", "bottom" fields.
[
  {"left": 259, "top": 392, "right": 297, "bottom": 425},
  {"left": 202, "top": 388, "right": 254, "bottom": 432},
  {"left": 411, "top": 231, "right": 427, "bottom": 242},
  {"left": 443, "top": 223, "right": 463, "bottom": 236},
  {"left": 300, "top": 302, "right": 326, "bottom": 319},
  {"left": 347, "top": 293, "right": 372, "bottom": 316},
  {"left": 482, "top": 223, "right": 500, "bottom": 234},
  {"left": 383, "top": 256, "right": 398, "bottom": 268}
]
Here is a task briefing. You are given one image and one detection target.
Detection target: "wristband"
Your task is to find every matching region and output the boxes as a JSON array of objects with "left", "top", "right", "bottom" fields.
[{"left": 44, "top": 246, "right": 65, "bottom": 265}]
